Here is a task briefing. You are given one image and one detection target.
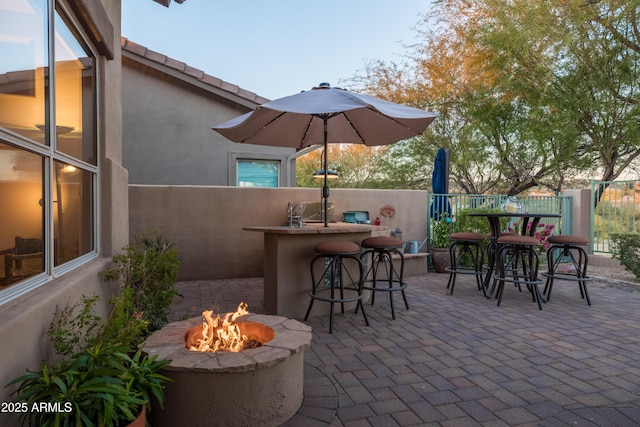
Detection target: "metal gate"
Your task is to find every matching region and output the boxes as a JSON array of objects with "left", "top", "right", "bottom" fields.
[{"left": 590, "top": 180, "right": 640, "bottom": 254}]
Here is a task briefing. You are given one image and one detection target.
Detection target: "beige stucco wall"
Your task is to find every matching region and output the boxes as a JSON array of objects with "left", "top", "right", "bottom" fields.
[
  {"left": 0, "top": 1, "right": 129, "bottom": 423},
  {"left": 129, "top": 185, "right": 430, "bottom": 280},
  {"left": 564, "top": 188, "right": 625, "bottom": 269},
  {"left": 129, "top": 185, "right": 627, "bottom": 280}
]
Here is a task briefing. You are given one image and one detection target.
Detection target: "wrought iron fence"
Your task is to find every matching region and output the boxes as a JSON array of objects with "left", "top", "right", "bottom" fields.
[{"left": 591, "top": 180, "right": 640, "bottom": 254}]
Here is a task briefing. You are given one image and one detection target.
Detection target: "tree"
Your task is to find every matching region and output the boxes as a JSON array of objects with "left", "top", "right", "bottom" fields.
[
  {"left": 482, "top": 0, "right": 640, "bottom": 199},
  {"left": 296, "top": 144, "right": 391, "bottom": 188},
  {"left": 350, "top": 0, "right": 640, "bottom": 196}
]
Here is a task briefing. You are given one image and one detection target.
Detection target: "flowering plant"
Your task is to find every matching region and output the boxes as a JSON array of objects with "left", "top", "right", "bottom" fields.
[{"left": 508, "top": 221, "right": 555, "bottom": 253}]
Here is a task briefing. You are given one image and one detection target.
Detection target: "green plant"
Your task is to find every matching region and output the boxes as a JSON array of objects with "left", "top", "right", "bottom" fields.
[
  {"left": 100, "top": 230, "right": 180, "bottom": 332},
  {"left": 48, "top": 291, "right": 150, "bottom": 359},
  {"left": 48, "top": 295, "right": 104, "bottom": 360},
  {"left": 7, "top": 343, "right": 171, "bottom": 427},
  {"left": 101, "top": 287, "right": 150, "bottom": 350},
  {"left": 611, "top": 233, "right": 640, "bottom": 280},
  {"left": 429, "top": 215, "right": 456, "bottom": 249},
  {"left": 455, "top": 208, "right": 506, "bottom": 235}
]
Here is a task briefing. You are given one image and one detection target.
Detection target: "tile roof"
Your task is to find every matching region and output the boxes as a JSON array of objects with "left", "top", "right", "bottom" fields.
[{"left": 121, "top": 37, "right": 269, "bottom": 106}]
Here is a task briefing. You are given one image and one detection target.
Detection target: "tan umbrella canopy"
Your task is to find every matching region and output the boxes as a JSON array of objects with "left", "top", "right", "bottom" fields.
[{"left": 213, "top": 83, "right": 438, "bottom": 226}]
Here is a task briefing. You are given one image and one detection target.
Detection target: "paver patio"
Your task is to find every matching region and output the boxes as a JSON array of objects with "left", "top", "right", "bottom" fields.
[{"left": 169, "top": 272, "right": 640, "bottom": 426}]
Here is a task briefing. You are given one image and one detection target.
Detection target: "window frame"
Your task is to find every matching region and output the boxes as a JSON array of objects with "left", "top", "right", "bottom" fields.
[
  {"left": 229, "top": 151, "right": 289, "bottom": 187},
  {"left": 0, "top": 0, "right": 99, "bottom": 305}
]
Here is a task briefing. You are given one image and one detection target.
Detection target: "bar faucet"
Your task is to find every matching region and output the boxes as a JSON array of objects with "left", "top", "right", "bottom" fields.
[{"left": 288, "top": 202, "right": 293, "bottom": 227}]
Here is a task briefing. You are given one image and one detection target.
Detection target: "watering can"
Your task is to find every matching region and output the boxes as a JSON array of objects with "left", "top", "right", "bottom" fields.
[{"left": 404, "top": 238, "right": 428, "bottom": 254}]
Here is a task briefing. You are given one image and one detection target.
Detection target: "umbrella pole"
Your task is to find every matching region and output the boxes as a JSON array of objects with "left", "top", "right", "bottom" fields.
[{"left": 323, "top": 118, "right": 329, "bottom": 227}]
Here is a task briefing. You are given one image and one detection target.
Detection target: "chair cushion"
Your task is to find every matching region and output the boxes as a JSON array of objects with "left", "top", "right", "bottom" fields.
[
  {"left": 497, "top": 234, "right": 540, "bottom": 246},
  {"left": 449, "top": 232, "right": 484, "bottom": 241},
  {"left": 486, "top": 231, "right": 515, "bottom": 238},
  {"left": 547, "top": 235, "right": 589, "bottom": 245},
  {"left": 361, "top": 236, "right": 403, "bottom": 249},
  {"left": 314, "top": 240, "right": 361, "bottom": 255}
]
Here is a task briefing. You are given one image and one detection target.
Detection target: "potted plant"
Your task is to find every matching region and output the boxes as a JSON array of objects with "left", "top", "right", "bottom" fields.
[
  {"left": 7, "top": 343, "right": 170, "bottom": 427},
  {"left": 7, "top": 294, "right": 172, "bottom": 426},
  {"left": 429, "top": 215, "right": 456, "bottom": 273}
]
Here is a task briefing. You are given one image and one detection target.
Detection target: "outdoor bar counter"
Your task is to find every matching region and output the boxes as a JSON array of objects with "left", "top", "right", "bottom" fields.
[{"left": 244, "top": 223, "right": 388, "bottom": 319}]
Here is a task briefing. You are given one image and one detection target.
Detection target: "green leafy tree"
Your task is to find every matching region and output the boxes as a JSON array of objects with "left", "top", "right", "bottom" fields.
[{"left": 349, "top": 0, "right": 640, "bottom": 196}]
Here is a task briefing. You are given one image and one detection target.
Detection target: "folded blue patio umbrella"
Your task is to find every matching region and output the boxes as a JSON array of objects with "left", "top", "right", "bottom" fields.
[{"left": 429, "top": 147, "right": 451, "bottom": 220}]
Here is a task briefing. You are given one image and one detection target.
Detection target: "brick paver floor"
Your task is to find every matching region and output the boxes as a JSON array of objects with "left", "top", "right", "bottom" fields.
[{"left": 169, "top": 272, "right": 640, "bottom": 426}]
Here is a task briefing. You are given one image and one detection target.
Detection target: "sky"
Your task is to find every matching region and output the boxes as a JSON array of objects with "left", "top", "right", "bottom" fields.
[{"left": 122, "top": 0, "right": 433, "bottom": 100}]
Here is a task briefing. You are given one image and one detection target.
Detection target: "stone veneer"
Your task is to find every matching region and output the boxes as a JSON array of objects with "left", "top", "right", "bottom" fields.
[{"left": 143, "top": 313, "right": 311, "bottom": 427}]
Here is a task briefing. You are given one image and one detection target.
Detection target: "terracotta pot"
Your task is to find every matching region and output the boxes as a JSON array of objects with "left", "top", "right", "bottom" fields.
[
  {"left": 430, "top": 247, "right": 451, "bottom": 273},
  {"left": 127, "top": 406, "right": 146, "bottom": 427}
]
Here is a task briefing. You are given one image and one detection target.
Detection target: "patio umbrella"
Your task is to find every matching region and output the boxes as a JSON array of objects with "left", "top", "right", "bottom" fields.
[
  {"left": 212, "top": 83, "right": 438, "bottom": 226},
  {"left": 429, "top": 147, "right": 451, "bottom": 220}
]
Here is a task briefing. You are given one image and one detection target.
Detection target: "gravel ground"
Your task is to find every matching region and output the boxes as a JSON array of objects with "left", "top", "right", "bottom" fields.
[
  {"left": 590, "top": 265, "right": 638, "bottom": 283},
  {"left": 589, "top": 264, "right": 640, "bottom": 294}
]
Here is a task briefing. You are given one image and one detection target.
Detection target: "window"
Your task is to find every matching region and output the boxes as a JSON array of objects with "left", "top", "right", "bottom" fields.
[
  {"left": 237, "top": 160, "right": 279, "bottom": 187},
  {"left": 0, "top": 0, "right": 97, "bottom": 303}
]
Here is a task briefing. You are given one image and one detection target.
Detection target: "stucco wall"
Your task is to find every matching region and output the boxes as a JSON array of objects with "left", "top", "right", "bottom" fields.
[
  {"left": 128, "top": 185, "right": 627, "bottom": 280},
  {"left": 129, "top": 185, "right": 430, "bottom": 280},
  {"left": 121, "top": 57, "right": 296, "bottom": 186},
  {"left": 0, "top": 1, "right": 129, "bottom": 422}
]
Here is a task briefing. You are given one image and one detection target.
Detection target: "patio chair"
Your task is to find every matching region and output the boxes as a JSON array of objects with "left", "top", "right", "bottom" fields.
[
  {"left": 446, "top": 232, "right": 486, "bottom": 296},
  {"left": 358, "top": 236, "right": 409, "bottom": 320},
  {"left": 492, "top": 234, "right": 545, "bottom": 310},
  {"left": 305, "top": 240, "right": 369, "bottom": 333},
  {"left": 542, "top": 235, "right": 591, "bottom": 305}
]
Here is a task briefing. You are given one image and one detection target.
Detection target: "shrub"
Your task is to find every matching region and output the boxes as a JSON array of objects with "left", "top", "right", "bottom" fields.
[
  {"left": 100, "top": 230, "right": 180, "bottom": 332},
  {"left": 48, "top": 292, "right": 150, "bottom": 360},
  {"left": 610, "top": 233, "right": 640, "bottom": 280}
]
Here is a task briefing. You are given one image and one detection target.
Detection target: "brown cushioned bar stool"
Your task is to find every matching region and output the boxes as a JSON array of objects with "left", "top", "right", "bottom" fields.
[
  {"left": 492, "top": 234, "right": 545, "bottom": 310},
  {"left": 305, "top": 240, "right": 369, "bottom": 333},
  {"left": 358, "top": 236, "right": 409, "bottom": 320},
  {"left": 446, "top": 232, "right": 486, "bottom": 296},
  {"left": 542, "top": 235, "right": 591, "bottom": 305}
]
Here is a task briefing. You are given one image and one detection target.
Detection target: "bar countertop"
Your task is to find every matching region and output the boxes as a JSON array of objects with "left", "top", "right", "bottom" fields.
[{"left": 243, "top": 222, "right": 388, "bottom": 235}]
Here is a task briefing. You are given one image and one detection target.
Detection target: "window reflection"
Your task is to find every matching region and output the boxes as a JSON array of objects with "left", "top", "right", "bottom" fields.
[
  {"left": 53, "top": 160, "right": 93, "bottom": 266},
  {"left": 54, "top": 10, "right": 96, "bottom": 165},
  {"left": 0, "top": 142, "right": 44, "bottom": 285},
  {"left": 0, "top": 0, "right": 48, "bottom": 144},
  {"left": 0, "top": 1, "right": 97, "bottom": 299}
]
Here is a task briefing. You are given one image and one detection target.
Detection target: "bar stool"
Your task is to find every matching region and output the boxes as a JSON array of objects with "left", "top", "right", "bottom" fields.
[
  {"left": 304, "top": 240, "right": 369, "bottom": 333},
  {"left": 446, "top": 232, "right": 486, "bottom": 296},
  {"left": 542, "top": 235, "right": 591, "bottom": 305},
  {"left": 492, "top": 234, "right": 545, "bottom": 310},
  {"left": 358, "top": 236, "right": 408, "bottom": 320}
]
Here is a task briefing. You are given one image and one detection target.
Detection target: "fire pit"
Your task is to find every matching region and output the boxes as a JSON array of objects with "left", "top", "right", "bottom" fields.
[{"left": 143, "top": 307, "right": 312, "bottom": 427}]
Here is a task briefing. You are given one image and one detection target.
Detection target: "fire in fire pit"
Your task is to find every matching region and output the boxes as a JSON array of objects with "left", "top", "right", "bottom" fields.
[
  {"left": 144, "top": 310, "right": 312, "bottom": 427},
  {"left": 185, "top": 302, "right": 275, "bottom": 352}
]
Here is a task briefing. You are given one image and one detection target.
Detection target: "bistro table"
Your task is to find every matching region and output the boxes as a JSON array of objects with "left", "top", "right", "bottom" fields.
[
  {"left": 468, "top": 212, "right": 561, "bottom": 299},
  {"left": 243, "top": 222, "right": 387, "bottom": 318}
]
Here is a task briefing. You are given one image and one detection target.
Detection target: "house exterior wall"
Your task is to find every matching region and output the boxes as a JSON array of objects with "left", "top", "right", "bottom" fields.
[
  {"left": 129, "top": 185, "right": 430, "bottom": 280},
  {"left": 0, "top": 1, "right": 128, "bottom": 422},
  {"left": 121, "top": 56, "right": 296, "bottom": 186}
]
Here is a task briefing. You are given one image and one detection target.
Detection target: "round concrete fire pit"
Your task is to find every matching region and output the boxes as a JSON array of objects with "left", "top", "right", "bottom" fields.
[{"left": 143, "top": 313, "right": 312, "bottom": 427}]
